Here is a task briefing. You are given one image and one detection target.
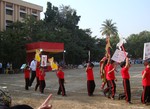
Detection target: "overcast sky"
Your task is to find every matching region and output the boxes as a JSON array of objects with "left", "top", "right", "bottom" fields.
[{"left": 23, "top": 0, "right": 150, "bottom": 38}]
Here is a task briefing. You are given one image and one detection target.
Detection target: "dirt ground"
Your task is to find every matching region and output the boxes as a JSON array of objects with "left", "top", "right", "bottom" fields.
[{"left": 0, "top": 64, "right": 150, "bottom": 109}]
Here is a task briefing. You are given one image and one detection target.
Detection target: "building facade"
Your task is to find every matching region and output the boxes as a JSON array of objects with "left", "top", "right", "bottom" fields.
[{"left": 0, "top": 0, "right": 43, "bottom": 31}]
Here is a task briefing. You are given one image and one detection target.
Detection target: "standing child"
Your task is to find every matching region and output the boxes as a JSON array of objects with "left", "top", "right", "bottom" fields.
[
  {"left": 103, "top": 56, "right": 111, "bottom": 97},
  {"left": 35, "top": 64, "right": 40, "bottom": 91},
  {"left": 100, "top": 57, "right": 107, "bottom": 89},
  {"left": 107, "top": 60, "right": 117, "bottom": 99},
  {"left": 57, "top": 66, "right": 66, "bottom": 96},
  {"left": 23, "top": 65, "right": 30, "bottom": 90},
  {"left": 39, "top": 67, "right": 46, "bottom": 93},
  {"left": 120, "top": 57, "right": 132, "bottom": 104},
  {"left": 86, "top": 62, "right": 95, "bottom": 96},
  {"left": 141, "top": 60, "right": 150, "bottom": 104}
]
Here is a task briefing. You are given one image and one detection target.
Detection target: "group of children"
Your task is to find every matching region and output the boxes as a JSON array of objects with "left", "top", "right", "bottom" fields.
[
  {"left": 23, "top": 63, "right": 47, "bottom": 93},
  {"left": 99, "top": 55, "right": 150, "bottom": 105},
  {"left": 23, "top": 57, "right": 150, "bottom": 105},
  {"left": 23, "top": 60, "right": 66, "bottom": 96}
]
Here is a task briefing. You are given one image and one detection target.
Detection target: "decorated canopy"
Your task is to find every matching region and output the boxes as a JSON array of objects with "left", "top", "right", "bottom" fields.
[
  {"left": 26, "top": 41, "right": 64, "bottom": 53},
  {"left": 25, "top": 41, "right": 64, "bottom": 63}
]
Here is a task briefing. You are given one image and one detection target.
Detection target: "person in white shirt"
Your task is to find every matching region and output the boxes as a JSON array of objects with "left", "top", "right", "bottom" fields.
[{"left": 29, "top": 59, "right": 37, "bottom": 87}]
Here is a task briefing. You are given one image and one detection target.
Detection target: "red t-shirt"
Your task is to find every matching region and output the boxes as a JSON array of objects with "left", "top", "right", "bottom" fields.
[
  {"left": 24, "top": 69, "right": 30, "bottom": 78},
  {"left": 57, "top": 70, "right": 64, "bottom": 79},
  {"left": 36, "top": 67, "right": 40, "bottom": 77},
  {"left": 142, "top": 67, "right": 150, "bottom": 86},
  {"left": 104, "top": 64, "right": 109, "bottom": 80},
  {"left": 39, "top": 70, "right": 45, "bottom": 80},
  {"left": 100, "top": 61, "right": 103, "bottom": 74},
  {"left": 107, "top": 64, "right": 115, "bottom": 80},
  {"left": 86, "top": 67, "right": 94, "bottom": 80},
  {"left": 121, "top": 67, "right": 130, "bottom": 79},
  {"left": 142, "top": 70, "right": 146, "bottom": 86},
  {"left": 47, "top": 66, "right": 52, "bottom": 71}
]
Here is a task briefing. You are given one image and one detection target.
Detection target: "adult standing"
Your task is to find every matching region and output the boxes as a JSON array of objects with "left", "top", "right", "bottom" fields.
[{"left": 29, "top": 59, "right": 37, "bottom": 87}]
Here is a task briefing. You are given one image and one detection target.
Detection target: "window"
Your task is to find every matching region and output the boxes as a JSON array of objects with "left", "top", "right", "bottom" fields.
[
  {"left": 20, "top": 12, "right": 26, "bottom": 18},
  {"left": 32, "top": 15, "right": 37, "bottom": 20},
  {"left": 6, "top": 3, "right": 13, "bottom": 9},
  {"left": 6, "top": 9, "right": 13, "bottom": 15},
  {"left": 6, "top": 20, "right": 13, "bottom": 29},
  {"left": 20, "top": 6, "right": 26, "bottom": 12},
  {"left": 32, "top": 9, "right": 37, "bottom": 14},
  {"left": 6, "top": 20, "right": 13, "bottom": 26}
]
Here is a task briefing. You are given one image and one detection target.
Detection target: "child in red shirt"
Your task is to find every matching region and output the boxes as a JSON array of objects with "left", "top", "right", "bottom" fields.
[
  {"left": 141, "top": 60, "right": 150, "bottom": 104},
  {"left": 57, "top": 66, "right": 66, "bottom": 96},
  {"left": 107, "top": 60, "right": 116, "bottom": 99},
  {"left": 100, "top": 57, "right": 107, "bottom": 89},
  {"left": 24, "top": 65, "right": 30, "bottom": 90},
  {"left": 103, "top": 56, "right": 111, "bottom": 97},
  {"left": 35, "top": 65, "right": 40, "bottom": 91},
  {"left": 39, "top": 67, "right": 46, "bottom": 93},
  {"left": 119, "top": 57, "right": 132, "bottom": 104},
  {"left": 86, "top": 62, "right": 95, "bottom": 96}
]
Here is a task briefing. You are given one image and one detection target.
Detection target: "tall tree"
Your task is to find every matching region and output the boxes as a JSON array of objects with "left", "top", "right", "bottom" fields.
[
  {"left": 44, "top": 2, "right": 59, "bottom": 23},
  {"left": 59, "top": 5, "right": 80, "bottom": 30},
  {"left": 100, "top": 19, "right": 118, "bottom": 56},
  {"left": 126, "top": 31, "right": 150, "bottom": 59}
]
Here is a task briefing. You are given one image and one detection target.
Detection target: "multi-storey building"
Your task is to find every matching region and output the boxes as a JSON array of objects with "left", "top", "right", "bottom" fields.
[{"left": 0, "top": 0, "right": 43, "bottom": 31}]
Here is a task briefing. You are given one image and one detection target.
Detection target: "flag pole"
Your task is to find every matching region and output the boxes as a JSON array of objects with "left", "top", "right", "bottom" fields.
[{"left": 88, "top": 50, "right": 90, "bottom": 62}]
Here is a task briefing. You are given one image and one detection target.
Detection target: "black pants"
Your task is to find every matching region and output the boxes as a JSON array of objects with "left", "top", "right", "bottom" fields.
[
  {"left": 123, "top": 79, "right": 131, "bottom": 102},
  {"left": 87, "top": 80, "right": 96, "bottom": 96},
  {"left": 57, "top": 79, "right": 66, "bottom": 96},
  {"left": 25, "top": 78, "right": 29, "bottom": 90},
  {"left": 104, "top": 80, "right": 110, "bottom": 95},
  {"left": 108, "top": 80, "right": 116, "bottom": 98},
  {"left": 29, "top": 71, "right": 36, "bottom": 86},
  {"left": 35, "top": 77, "right": 39, "bottom": 91},
  {"left": 39, "top": 80, "right": 46, "bottom": 93},
  {"left": 141, "top": 86, "right": 150, "bottom": 104},
  {"left": 0, "top": 68, "right": 2, "bottom": 74}
]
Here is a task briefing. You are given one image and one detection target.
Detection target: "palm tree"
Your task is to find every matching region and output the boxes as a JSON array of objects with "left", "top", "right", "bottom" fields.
[
  {"left": 100, "top": 19, "right": 118, "bottom": 56},
  {"left": 101, "top": 19, "right": 118, "bottom": 38}
]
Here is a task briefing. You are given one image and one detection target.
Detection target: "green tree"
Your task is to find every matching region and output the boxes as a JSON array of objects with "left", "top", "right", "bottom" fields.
[
  {"left": 100, "top": 19, "right": 118, "bottom": 56},
  {"left": 0, "top": 22, "right": 27, "bottom": 68},
  {"left": 59, "top": 5, "right": 80, "bottom": 30},
  {"left": 100, "top": 19, "right": 118, "bottom": 38},
  {"left": 44, "top": 2, "right": 97, "bottom": 64},
  {"left": 0, "top": 2, "right": 108, "bottom": 67},
  {"left": 126, "top": 31, "right": 150, "bottom": 59}
]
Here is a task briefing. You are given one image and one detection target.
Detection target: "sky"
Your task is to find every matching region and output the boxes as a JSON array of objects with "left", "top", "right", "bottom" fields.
[{"left": 23, "top": 0, "right": 150, "bottom": 38}]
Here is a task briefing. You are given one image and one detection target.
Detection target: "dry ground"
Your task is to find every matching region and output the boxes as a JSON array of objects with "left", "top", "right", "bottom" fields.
[{"left": 0, "top": 64, "right": 150, "bottom": 109}]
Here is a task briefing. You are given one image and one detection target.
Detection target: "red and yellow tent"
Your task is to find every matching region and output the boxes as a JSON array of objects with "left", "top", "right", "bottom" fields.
[{"left": 25, "top": 41, "right": 64, "bottom": 63}]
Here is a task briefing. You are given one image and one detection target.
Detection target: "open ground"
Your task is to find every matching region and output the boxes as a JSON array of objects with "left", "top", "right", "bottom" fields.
[{"left": 0, "top": 64, "right": 150, "bottom": 109}]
